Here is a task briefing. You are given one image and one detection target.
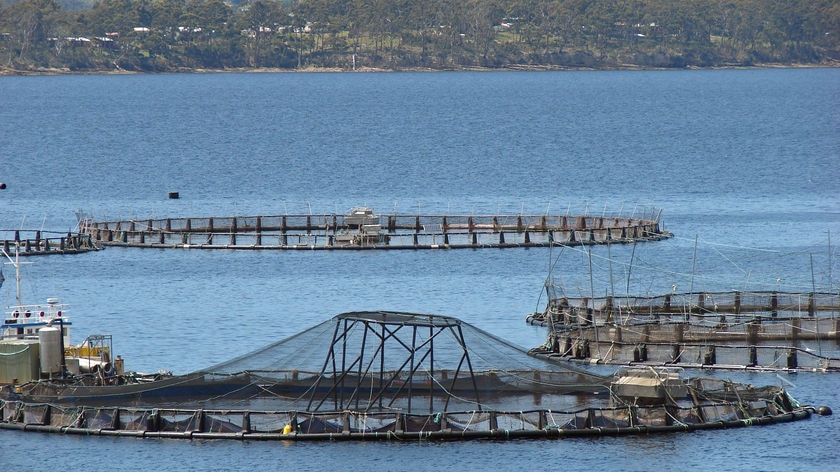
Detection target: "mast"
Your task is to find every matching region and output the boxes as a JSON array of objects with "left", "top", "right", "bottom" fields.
[{"left": 1, "top": 242, "right": 27, "bottom": 309}]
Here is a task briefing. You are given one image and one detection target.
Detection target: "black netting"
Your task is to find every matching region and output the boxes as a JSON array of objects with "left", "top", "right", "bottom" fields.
[{"left": 180, "top": 311, "right": 609, "bottom": 413}]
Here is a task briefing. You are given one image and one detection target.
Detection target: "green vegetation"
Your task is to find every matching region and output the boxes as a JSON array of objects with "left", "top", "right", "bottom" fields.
[{"left": 1, "top": 0, "right": 838, "bottom": 73}]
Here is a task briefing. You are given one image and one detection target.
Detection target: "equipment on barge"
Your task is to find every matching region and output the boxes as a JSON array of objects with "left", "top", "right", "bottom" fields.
[{"left": 1, "top": 244, "right": 150, "bottom": 391}]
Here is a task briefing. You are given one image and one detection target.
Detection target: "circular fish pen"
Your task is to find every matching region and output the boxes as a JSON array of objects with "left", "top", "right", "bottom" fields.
[
  {"left": 0, "top": 312, "right": 821, "bottom": 441},
  {"left": 78, "top": 208, "right": 671, "bottom": 250},
  {"left": 528, "top": 291, "right": 840, "bottom": 371}
]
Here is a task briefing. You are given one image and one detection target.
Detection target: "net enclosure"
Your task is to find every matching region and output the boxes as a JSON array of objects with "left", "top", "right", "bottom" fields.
[
  {"left": 197, "top": 311, "right": 611, "bottom": 413},
  {"left": 1, "top": 311, "right": 823, "bottom": 440}
]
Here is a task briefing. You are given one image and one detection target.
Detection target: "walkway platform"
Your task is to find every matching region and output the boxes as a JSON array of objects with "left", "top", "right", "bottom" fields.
[
  {"left": 80, "top": 209, "right": 670, "bottom": 250},
  {"left": 1, "top": 230, "right": 100, "bottom": 256}
]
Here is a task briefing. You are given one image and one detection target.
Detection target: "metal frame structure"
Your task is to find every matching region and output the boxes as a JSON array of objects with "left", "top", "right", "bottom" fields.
[{"left": 307, "top": 312, "right": 481, "bottom": 414}]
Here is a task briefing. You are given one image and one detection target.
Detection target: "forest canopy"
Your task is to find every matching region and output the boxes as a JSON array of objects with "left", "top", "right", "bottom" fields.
[{"left": 1, "top": 0, "right": 838, "bottom": 73}]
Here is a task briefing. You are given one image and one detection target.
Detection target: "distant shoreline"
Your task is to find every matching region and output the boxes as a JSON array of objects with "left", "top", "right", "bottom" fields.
[{"left": 2, "top": 62, "right": 837, "bottom": 76}]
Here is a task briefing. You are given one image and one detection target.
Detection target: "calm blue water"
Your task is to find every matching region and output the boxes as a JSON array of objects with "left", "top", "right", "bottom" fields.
[{"left": 1, "top": 69, "right": 839, "bottom": 471}]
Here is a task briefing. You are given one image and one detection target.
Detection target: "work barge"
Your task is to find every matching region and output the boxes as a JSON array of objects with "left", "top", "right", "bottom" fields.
[
  {"left": 79, "top": 207, "right": 670, "bottom": 250},
  {"left": 527, "top": 291, "right": 840, "bottom": 372}
]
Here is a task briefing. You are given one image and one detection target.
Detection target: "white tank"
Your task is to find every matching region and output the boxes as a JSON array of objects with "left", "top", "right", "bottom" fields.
[{"left": 39, "top": 327, "right": 63, "bottom": 375}]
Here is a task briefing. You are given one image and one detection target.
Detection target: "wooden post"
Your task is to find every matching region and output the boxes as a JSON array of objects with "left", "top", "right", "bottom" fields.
[
  {"left": 395, "top": 413, "right": 403, "bottom": 433},
  {"left": 747, "top": 319, "right": 759, "bottom": 345},
  {"left": 675, "top": 322, "right": 685, "bottom": 344},
  {"left": 342, "top": 412, "right": 351, "bottom": 433},
  {"left": 281, "top": 216, "right": 287, "bottom": 246},
  {"left": 786, "top": 349, "right": 798, "bottom": 369},
  {"left": 194, "top": 410, "right": 205, "bottom": 433},
  {"left": 703, "top": 346, "right": 716, "bottom": 365},
  {"left": 747, "top": 346, "right": 758, "bottom": 367},
  {"left": 670, "top": 344, "right": 681, "bottom": 363},
  {"left": 442, "top": 216, "right": 448, "bottom": 245}
]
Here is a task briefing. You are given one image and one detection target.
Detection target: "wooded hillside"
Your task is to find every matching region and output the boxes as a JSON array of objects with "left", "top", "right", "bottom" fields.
[{"left": 1, "top": 0, "right": 838, "bottom": 73}]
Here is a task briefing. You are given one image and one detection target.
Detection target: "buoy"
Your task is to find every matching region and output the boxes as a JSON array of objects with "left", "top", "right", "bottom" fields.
[
  {"left": 0, "top": 182, "right": 6, "bottom": 189},
  {"left": 168, "top": 191, "right": 179, "bottom": 199},
  {"left": 816, "top": 405, "right": 833, "bottom": 416},
  {"left": 282, "top": 424, "right": 293, "bottom": 434}
]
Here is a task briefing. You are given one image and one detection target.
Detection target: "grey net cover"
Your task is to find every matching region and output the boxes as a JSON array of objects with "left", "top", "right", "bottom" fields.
[{"left": 196, "top": 311, "right": 608, "bottom": 413}]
